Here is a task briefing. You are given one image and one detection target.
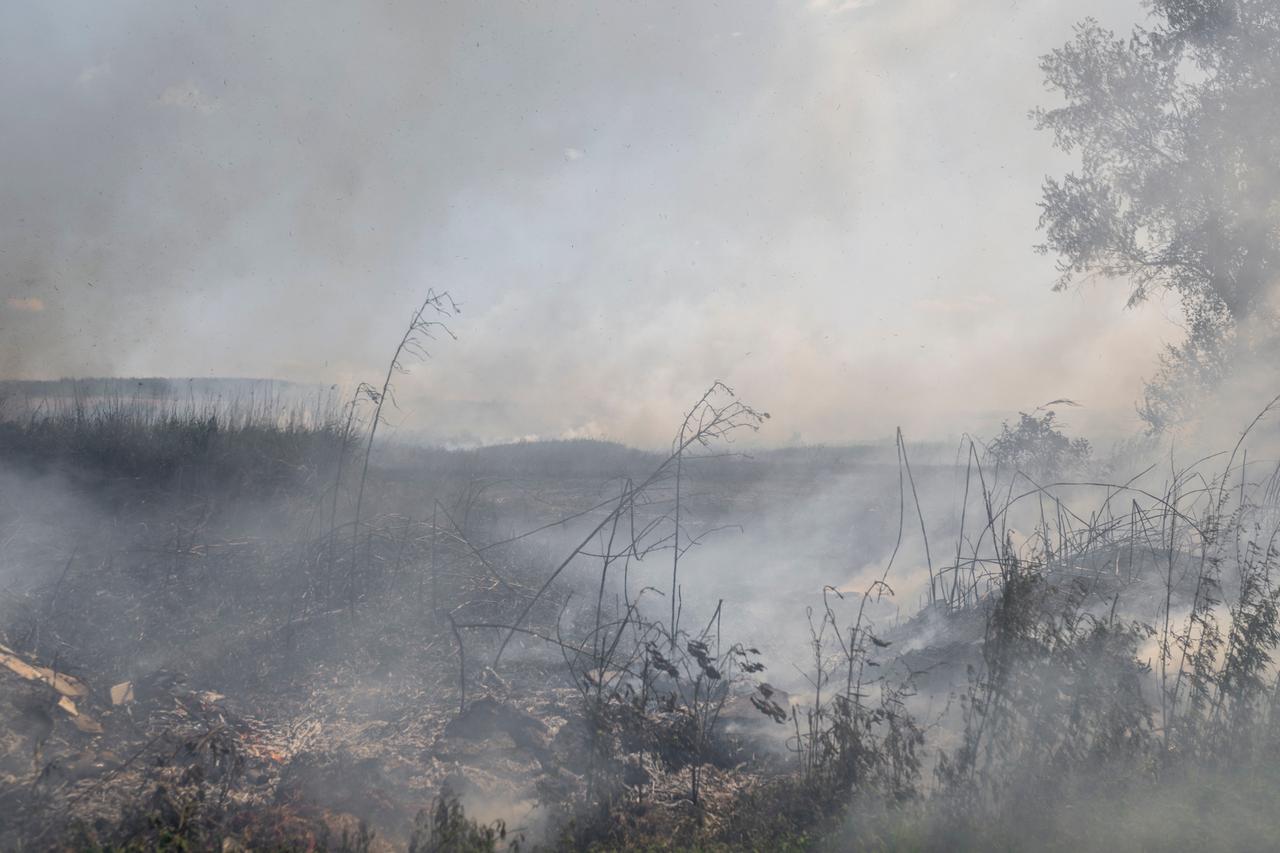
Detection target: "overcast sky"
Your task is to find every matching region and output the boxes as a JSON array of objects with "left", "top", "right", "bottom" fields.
[{"left": 2, "top": 0, "right": 1184, "bottom": 446}]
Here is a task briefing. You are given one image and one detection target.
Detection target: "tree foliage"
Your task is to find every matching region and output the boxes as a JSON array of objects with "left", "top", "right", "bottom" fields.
[
  {"left": 1035, "top": 0, "right": 1280, "bottom": 428},
  {"left": 987, "top": 410, "right": 1091, "bottom": 479}
]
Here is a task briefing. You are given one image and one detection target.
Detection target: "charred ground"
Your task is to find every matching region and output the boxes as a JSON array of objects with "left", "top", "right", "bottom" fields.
[{"left": 4, "top": 388, "right": 1280, "bottom": 852}]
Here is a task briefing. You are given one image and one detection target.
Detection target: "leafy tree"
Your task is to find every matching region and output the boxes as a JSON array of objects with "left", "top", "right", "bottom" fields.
[
  {"left": 1034, "top": 0, "right": 1280, "bottom": 429},
  {"left": 987, "top": 410, "right": 1092, "bottom": 479}
]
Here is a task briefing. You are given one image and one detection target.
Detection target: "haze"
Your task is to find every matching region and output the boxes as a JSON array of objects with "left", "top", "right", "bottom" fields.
[{"left": 2, "top": 0, "right": 1173, "bottom": 445}]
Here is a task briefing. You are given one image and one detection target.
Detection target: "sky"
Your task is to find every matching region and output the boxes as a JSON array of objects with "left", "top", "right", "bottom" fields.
[{"left": 1, "top": 0, "right": 1185, "bottom": 447}]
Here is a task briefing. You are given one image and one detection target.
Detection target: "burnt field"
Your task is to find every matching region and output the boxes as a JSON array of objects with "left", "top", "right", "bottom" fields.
[
  {"left": 3, "top": 387, "right": 1280, "bottom": 852},
  {"left": 0, "top": 389, "right": 904, "bottom": 850},
  {"left": 12, "top": 0, "right": 1280, "bottom": 848}
]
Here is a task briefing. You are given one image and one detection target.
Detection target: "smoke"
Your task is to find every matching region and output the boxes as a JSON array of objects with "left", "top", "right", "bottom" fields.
[{"left": 2, "top": 0, "right": 1179, "bottom": 447}]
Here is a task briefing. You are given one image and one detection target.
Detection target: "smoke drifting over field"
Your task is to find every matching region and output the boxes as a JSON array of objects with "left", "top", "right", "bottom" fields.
[
  {"left": 9, "top": 1, "right": 1280, "bottom": 850},
  {"left": 1, "top": 0, "right": 1175, "bottom": 446}
]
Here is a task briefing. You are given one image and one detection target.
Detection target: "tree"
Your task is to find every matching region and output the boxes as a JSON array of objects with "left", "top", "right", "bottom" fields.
[
  {"left": 987, "top": 410, "right": 1092, "bottom": 480},
  {"left": 1035, "top": 1, "right": 1280, "bottom": 430}
]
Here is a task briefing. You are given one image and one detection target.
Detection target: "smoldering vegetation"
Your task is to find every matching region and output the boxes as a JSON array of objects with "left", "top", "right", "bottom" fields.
[
  {"left": 5, "top": 356, "right": 1280, "bottom": 852},
  {"left": 9, "top": 0, "right": 1280, "bottom": 850}
]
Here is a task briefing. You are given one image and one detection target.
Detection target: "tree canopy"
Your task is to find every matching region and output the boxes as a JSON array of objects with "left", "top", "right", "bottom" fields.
[
  {"left": 987, "top": 410, "right": 1092, "bottom": 479},
  {"left": 1035, "top": 0, "right": 1280, "bottom": 429}
]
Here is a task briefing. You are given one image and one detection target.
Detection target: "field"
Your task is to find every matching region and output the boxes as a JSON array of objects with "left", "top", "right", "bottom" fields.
[{"left": 3, "top": 382, "right": 1280, "bottom": 851}]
